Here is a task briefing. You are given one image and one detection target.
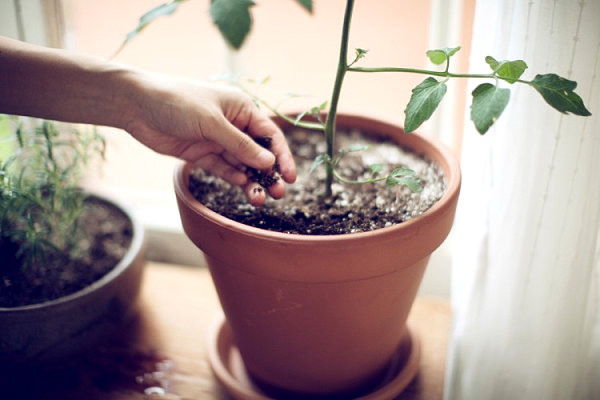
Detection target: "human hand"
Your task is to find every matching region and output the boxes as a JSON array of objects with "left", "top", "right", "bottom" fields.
[
  {"left": 124, "top": 76, "right": 296, "bottom": 206},
  {"left": 0, "top": 37, "right": 294, "bottom": 206}
]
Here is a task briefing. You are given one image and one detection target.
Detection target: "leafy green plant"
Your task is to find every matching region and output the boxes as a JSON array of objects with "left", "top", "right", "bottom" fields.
[
  {"left": 121, "top": 0, "right": 591, "bottom": 197},
  {"left": 0, "top": 116, "right": 105, "bottom": 268}
]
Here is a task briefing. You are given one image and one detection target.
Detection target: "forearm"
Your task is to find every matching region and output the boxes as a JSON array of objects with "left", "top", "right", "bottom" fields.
[
  {"left": 0, "top": 37, "right": 296, "bottom": 205},
  {"left": 0, "top": 36, "right": 138, "bottom": 129}
]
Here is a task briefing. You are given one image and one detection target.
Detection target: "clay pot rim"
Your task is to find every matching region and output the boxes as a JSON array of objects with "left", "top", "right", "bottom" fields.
[
  {"left": 174, "top": 113, "right": 461, "bottom": 245},
  {"left": 0, "top": 191, "right": 146, "bottom": 312}
]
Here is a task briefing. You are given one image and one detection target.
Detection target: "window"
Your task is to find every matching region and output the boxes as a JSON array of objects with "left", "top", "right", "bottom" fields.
[{"left": 6, "top": 1, "right": 475, "bottom": 296}]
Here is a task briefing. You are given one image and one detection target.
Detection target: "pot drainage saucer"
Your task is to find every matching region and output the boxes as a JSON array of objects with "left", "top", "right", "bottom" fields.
[{"left": 207, "top": 313, "right": 421, "bottom": 400}]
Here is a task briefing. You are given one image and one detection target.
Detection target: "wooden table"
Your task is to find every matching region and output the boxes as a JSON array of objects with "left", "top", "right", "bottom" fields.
[{"left": 1, "top": 262, "right": 451, "bottom": 400}]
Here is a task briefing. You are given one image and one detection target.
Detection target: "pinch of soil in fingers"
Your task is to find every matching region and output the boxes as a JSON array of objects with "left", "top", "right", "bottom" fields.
[{"left": 246, "top": 136, "right": 280, "bottom": 188}]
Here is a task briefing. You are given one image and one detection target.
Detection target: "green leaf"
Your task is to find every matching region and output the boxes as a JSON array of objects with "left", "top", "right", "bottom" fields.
[
  {"left": 345, "top": 144, "right": 370, "bottom": 153},
  {"left": 404, "top": 77, "right": 448, "bottom": 133},
  {"left": 485, "top": 56, "right": 528, "bottom": 84},
  {"left": 355, "top": 48, "right": 369, "bottom": 59},
  {"left": 349, "top": 48, "right": 369, "bottom": 67},
  {"left": 470, "top": 83, "right": 510, "bottom": 134},
  {"left": 210, "top": 0, "right": 255, "bottom": 50},
  {"left": 247, "top": 76, "right": 271, "bottom": 86},
  {"left": 294, "top": 101, "right": 328, "bottom": 125},
  {"left": 531, "top": 74, "right": 592, "bottom": 116},
  {"left": 484, "top": 55, "right": 500, "bottom": 71},
  {"left": 0, "top": 116, "right": 14, "bottom": 163},
  {"left": 309, "top": 154, "right": 329, "bottom": 174},
  {"left": 426, "top": 46, "right": 461, "bottom": 65},
  {"left": 386, "top": 175, "right": 422, "bottom": 192},
  {"left": 120, "top": 0, "right": 187, "bottom": 48},
  {"left": 369, "top": 163, "right": 384, "bottom": 175},
  {"left": 294, "top": 0, "right": 313, "bottom": 13},
  {"left": 316, "top": 101, "right": 328, "bottom": 112},
  {"left": 387, "top": 168, "right": 421, "bottom": 191},
  {"left": 390, "top": 167, "right": 415, "bottom": 177}
]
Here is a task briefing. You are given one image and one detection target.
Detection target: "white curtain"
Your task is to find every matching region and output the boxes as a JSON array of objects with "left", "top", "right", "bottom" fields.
[{"left": 445, "top": 1, "right": 600, "bottom": 399}]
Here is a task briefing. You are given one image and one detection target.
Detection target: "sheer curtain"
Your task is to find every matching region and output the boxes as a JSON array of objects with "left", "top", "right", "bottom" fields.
[{"left": 444, "top": 1, "right": 600, "bottom": 399}]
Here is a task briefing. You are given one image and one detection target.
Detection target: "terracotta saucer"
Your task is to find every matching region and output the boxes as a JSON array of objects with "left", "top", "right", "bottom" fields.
[{"left": 207, "top": 314, "right": 421, "bottom": 400}]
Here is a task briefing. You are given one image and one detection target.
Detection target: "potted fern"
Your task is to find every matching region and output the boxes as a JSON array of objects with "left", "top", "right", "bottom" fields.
[
  {"left": 0, "top": 116, "right": 146, "bottom": 364},
  {"left": 126, "top": 1, "right": 590, "bottom": 398}
]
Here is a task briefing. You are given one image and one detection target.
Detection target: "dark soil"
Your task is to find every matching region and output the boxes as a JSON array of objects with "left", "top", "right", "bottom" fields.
[
  {"left": 189, "top": 127, "right": 446, "bottom": 235},
  {"left": 245, "top": 136, "right": 281, "bottom": 188},
  {"left": 0, "top": 197, "right": 133, "bottom": 307}
]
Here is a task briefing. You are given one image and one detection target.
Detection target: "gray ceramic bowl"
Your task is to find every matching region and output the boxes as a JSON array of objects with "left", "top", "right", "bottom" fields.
[{"left": 0, "top": 192, "right": 146, "bottom": 365}]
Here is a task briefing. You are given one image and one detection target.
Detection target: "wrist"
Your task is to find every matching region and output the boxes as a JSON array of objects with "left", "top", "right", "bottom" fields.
[
  {"left": 111, "top": 68, "right": 181, "bottom": 135},
  {"left": 95, "top": 64, "right": 146, "bottom": 131}
]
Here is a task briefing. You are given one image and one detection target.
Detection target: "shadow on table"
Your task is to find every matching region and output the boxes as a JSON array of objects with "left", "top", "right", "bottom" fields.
[{"left": 0, "top": 303, "right": 173, "bottom": 400}]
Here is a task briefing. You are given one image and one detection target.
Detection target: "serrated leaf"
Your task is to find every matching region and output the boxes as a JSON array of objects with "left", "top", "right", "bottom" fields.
[
  {"left": 386, "top": 175, "right": 422, "bottom": 192},
  {"left": 390, "top": 167, "right": 415, "bottom": 177},
  {"left": 485, "top": 56, "right": 528, "bottom": 84},
  {"left": 309, "top": 154, "right": 329, "bottom": 174},
  {"left": 401, "top": 176, "right": 423, "bottom": 192},
  {"left": 470, "top": 83, "right": 510, "bottom": 134},
  {"left": 210, "top": 0, "right": 255, "bottom": 50},
  {"left": 404, "top": 77, "right": 448, "bottom": 133},
  {"left": 426, "top": 46, "right": 461, "bottom": 65},
  {"left": 531, "top": 74, "right": 592, "bottom": 116},
  {"left": 385, "top": 175, "right": 399, "bottom": 186},
  {"left": 294, "top": 0, "right": 313, "bottom": 13}
]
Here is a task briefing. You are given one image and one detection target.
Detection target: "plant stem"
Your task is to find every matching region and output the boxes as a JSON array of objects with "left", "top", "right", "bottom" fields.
[
  {"left": 324, "top": 0, "right": 355, "bottom": 197},
  {"left": 235, "top": 83, "right": 324, "bottom": 131},
  {"left": 333, "top": 169, "right": 386, "bottom": 185},
  {"left": 348, "top": 66, "right": 532, "bottom": 85},
  {"left": 349, "top": 66, "right": 493, "bottom": 79}
]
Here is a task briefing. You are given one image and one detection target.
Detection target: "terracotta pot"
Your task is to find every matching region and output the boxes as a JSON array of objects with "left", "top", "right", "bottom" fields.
[
  {"left": 174, "top": 114, "right": 461, "bottom": 398},
  {"left": 0, "top": 192, "right": 146, "bottom": 365}
]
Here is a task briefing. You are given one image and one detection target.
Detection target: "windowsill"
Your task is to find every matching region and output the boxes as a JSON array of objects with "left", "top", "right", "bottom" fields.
[{"left": 7, "top": 261, "right": 450, "bottom": 399}]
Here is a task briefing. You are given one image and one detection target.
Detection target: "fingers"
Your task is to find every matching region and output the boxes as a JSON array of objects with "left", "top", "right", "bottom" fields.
[
  {"left": 244, "top": 182, "right": 266, "bottom": 207},
  {"left": 242, "top": 110, "right": 297, "bottom": 184},
  {"left": 244, "top": 179, "right": 285, "bottom": 207},
  {"left": 265, "top": 179, "right": 286, "bottom": 199},
  {"left": 204, "top": 97, "right": 295, "bottom": 205},
  {"left": 274, "top": 146, "right": 296, "bottom": 184},
  {"left": 217, "top": 110, "right": 294, "bottom": 204},
  {"left": 148, "top": 82, "right": 297, "bottom": 206},
  {"left": 194, "top": 154, "right": 248, "bottom": 187},
  {"left": 203, "top": 112, "right": 276, "bottom": 171},
  {"left": 195, "top": 151, "right": 288, "bottom": 206}
]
